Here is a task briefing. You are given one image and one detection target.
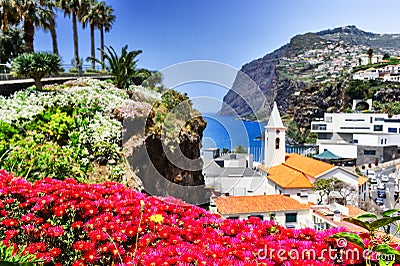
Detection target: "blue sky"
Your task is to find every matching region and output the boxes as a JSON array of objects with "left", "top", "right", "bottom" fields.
[{"left": 34, "top": 0, "right": 400, "bottom": 112}]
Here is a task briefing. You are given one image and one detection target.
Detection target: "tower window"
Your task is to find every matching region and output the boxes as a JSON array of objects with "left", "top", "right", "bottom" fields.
[{"left": 275, "top": 138, "right": 280, "bottom": 149}]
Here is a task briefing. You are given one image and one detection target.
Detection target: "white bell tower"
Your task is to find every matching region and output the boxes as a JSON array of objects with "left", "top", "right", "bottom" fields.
[{"left": 264, "top": 102, "right": 286, "bottom": 168}]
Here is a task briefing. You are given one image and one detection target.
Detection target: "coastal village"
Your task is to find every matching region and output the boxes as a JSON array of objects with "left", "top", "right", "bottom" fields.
[
  {"left": 204, "top": 51, "right": 400, "bottom": 233},
  {"left": 204, "top": 100, "right": 400, "bottom": 234},
  {"left": 1, "top": 0, "right": 400, "bottom": 262}
]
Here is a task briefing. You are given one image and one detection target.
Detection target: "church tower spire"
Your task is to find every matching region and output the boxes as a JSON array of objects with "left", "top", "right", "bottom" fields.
[{"left": 264, "top": 102, "right": 286, "bottom": 168}]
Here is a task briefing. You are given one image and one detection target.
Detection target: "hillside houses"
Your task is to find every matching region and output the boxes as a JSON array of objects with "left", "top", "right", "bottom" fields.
[{"left": 353, "top": 63, "right": 400, "bottom": 82}]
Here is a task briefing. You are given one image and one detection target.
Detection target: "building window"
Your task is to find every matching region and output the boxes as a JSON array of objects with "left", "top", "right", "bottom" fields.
[
  {"left": 312, "top": 124, "right": 327, "bottom": 130},
  {"left": 374, "top": 125, "right": 383, "bottom": 131},
  {"left": 285, "top": 213, "right": 297, "bottom": 223},
  {"left": 248, "top": 214, "right": 264, "bottom": 220},
  {"left": 381, "top": 139, "right": 384, "bottom": 145},
  {"left": 388, "top": 127, "right": 397, "bottom": 133},
  {"left": 275, "top": 138, "right": 280, "bottom": 149},
  {"left": 364, "top": 150, "right": 376, "bottom": 155}
]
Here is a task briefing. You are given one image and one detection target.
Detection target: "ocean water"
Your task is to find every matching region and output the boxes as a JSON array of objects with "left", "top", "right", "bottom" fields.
[
  {"left": 201, "top": 113, "right": 316, "bottom": 162},
  {"left": 201, "top": 113, "right": 265, "bottom": 161}
]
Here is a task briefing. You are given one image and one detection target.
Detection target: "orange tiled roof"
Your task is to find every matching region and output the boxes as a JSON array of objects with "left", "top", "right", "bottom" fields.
[
  {"left": 214, "top": 194, "right": 310, "bottom": 215},
  {"left": 358, "top": 176, "right": 369, "bottom": 187},
  {"left": 346, "top": 205, "right": 366, "bottom": 217},
  {"left": 260, "top": 164, "right": 313, "bottom": 189},
  {"left": 283, "top": 153, "right": 334, "bottom": 177}
]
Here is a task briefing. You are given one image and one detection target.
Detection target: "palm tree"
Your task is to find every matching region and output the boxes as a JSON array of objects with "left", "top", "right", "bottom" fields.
[
  {"left": 92, "top": 45, "right": 150, "bottom": 88},
  {"left": 59, "top": 0, "right": 91, "bottom": 67},
  {"left": 11, "top": 52, "right": 62, "bottom": 91},
  {"left": 82, "top": 0, "right": 101, "bottom": 69},
  {"left": 37, "top": 0, "right": 59, "bottom": 55},
  {"left": 97, "top": 2, "right": 115, "bottom": 70},
  {"left": 0, "top": 0, "right": 20, "bottom": 32},
  {"left": 12, "top": 0, "right": 39, "bottom": 53},
  {"left": 367, "top": 48, "right": 374, "bottom": 65}
]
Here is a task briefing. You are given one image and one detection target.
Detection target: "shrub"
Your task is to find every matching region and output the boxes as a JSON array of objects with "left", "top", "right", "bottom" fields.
[
  {"left": 11, "top": 52, "right": 62, "bottom": 91},
  {"left": 69, "top": 68, "right": 78, "bottom": 73}
]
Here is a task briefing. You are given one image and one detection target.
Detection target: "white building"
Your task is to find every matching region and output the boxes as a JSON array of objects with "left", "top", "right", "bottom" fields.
[
  {"left": 311, "top": 113, "right": 400, "bottom": 165},
  {"left": 214, "top": 194, "right": 311, "bottom": 228},
  {"left": 203, "top": 151, "right": 267, "bottom": 196}
]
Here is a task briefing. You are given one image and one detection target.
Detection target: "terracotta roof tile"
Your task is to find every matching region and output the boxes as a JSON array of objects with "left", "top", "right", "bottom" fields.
[
  {"left": 259, "top": 164, "right": 313, "bottom": 189},
  {"left": 214, "top": 194, "right": 310, "bottom": 215},
  {"left": 346, "top": 205, "right": 366, "bottom": 217},
  {"left": 284, "top": 153, "right": 334, "bottom": 177}
]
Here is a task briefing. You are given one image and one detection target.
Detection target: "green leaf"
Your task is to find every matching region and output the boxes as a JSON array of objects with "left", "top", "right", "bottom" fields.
[
  {"left": 382, "top": 209, "right": 400, "bottom": 218},
  {"left": 372, "top": 244, "right": 400, "bottom": 255},
  {"left": 357, "top": 212, "right": 378, "bottom": 220},
  {"left": 370, "top": 216, "right": 400, "bottom": 231},
  {"left": 344, "top": 217, "right": 371, "bottom": 231},
  {"left": 330, "top": 232, "right": 365, "bottom": 249}
]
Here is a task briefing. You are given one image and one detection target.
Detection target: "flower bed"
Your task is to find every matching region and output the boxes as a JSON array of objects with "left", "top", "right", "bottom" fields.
[{"left": 0, "top": 169, "right": 388, "bottom": 265}]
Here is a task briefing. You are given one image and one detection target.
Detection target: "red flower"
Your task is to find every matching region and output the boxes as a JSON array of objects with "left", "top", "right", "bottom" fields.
[
  {"left": 72, "top": 221, "right": 84, "bottom": 229},
  {"left": 88, "top": 229, "right": 108, "bottom": 242},
  {"left": 49, "top": 247, "right": 62, "bottom": 258},
  {"left": 72, "top": 259, "right": 86, "bottom": 266},
  {"left": 21, "top": 213, "right": 35, "bottom": 223},
  {"left": 5, "top": 230, "right": 18, "bottom": 240},
  {"left": 2, "top": 218, "right": 18, "bottom": 227},
  {"left": 83, "top": 249, "right": 100, "bottom": 263},
  {"left": 73, "top": 241, "right": 94, "bottom": 251}
]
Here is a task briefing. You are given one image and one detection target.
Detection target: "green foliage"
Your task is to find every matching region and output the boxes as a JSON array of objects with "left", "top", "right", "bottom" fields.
[
  {"left": 344, "top": 80, "right": 371, "bottom": 100},
  {"left": 330, "top": 209, "right": 400, "bottom": 265},
  {"left": 11, "top": 52, "right": 62, "bottom": 90},
  {"left": 383, "top": 53, "right": 390, "bottom": 60},
  {"left": 374, "top": 102, "right": 400, "bottom": 117},
  {"left": 233, "top": 145, "right": 247, "bottom": 154},
  {"left": 0, "top": 135, "right": 85, "bottom": 182},
  {"left": 92, "top": 45, "right": 151, "bottom": 88},
  {"left": 0, "top": 242, "right": 41, "bottom": 264},
  {"left": 312, "top": 177, "right": 339, "bottom": 204},
  {"left": 285, "top": 116, "right": 316, "bottom": 144},
  {"left": 84, "top": 67, "right": 98, "bottom": 73},
  {"left": 0, "top": 27, "right": 24, "bottom": 64},
  {"left": 26, "top": 107, "right": 75, "bottom": 146},
  {"left": 69, "top": 67, "right": 78, "bottom": 73}
]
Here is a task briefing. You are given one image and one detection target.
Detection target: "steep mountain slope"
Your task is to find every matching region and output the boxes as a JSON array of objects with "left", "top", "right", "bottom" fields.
[{"left": 219, "top": 26, "right": 400, "bottom": 137}]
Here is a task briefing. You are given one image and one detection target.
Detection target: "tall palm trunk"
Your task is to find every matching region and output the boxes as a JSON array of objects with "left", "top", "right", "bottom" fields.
[
  {"left": 23, "top": 20, "right": 35, "bottom": 53},
  {"left": 49, "top": 19, "right": 58, "bottom": 55},
  {"left": 72, "top": 13, "right": 80, "bottom": 67},
  {"left": 90, "top": 24, "right": 95, "bottom": 69},
  {"left": 100, "top": 26, "right": 104, "bottom": 70}
]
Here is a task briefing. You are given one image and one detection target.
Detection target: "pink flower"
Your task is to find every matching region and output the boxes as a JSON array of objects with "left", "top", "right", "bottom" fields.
[{"left": 47, "top": 226, "right": 65, "bottom": 237}]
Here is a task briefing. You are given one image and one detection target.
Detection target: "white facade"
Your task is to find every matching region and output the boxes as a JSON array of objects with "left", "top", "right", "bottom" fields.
[
  {"left": 319, "top": 144, "right": 358, "bottom": 159},
  {"left": 311, "top": 113, "right": 388, "bottom": 136},
  {"left": 209, "top": 175, "right": 267, "bottom": 196},
  {"left": 219, "top": 208, "right": 312, "bottom": 229},
  {"left": 264, "top": 102, "right": 286, "bottom": 168}
]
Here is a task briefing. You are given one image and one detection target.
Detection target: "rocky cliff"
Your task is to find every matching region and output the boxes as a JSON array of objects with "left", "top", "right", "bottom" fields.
[
  {"left": 219, "top": 25, "right": 400, "bottom": 141},
  {"left": 123, "top": 90, "right": 210, "bottom": 206}
]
